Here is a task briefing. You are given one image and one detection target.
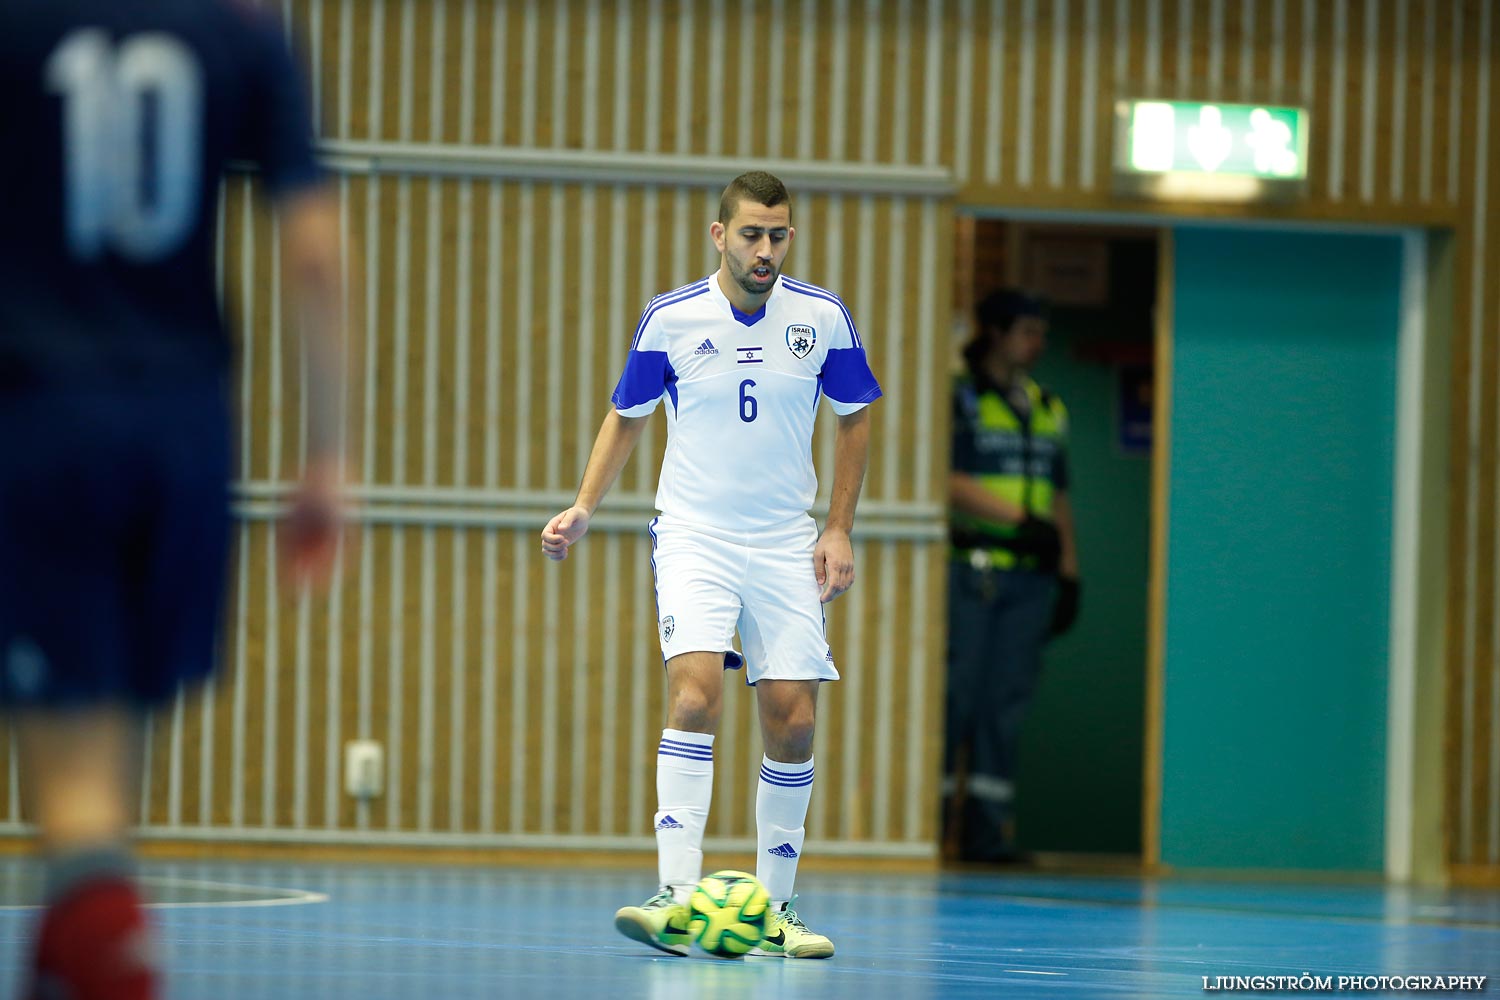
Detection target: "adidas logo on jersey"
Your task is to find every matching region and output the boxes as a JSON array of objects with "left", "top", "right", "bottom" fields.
[
  {"left": 767, "top": 842, "right": 799, "bottom": 859},
  {"left": 656, "top": 814, "right": 685, "bottom": 831},
  {"left": 694, "top": 338, "right": 719, "bottom": 355}
]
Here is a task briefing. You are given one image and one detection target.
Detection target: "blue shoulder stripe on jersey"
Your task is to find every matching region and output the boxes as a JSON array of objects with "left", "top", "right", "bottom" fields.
[
  {"left": 781, "top": 277, "right": 863, "bottom": 348},
  {"left": 630, "top": 280, "right": 711, "bottom": 348},
  {"left": 649, "top": 276, "right": 712, "bottom": 306},
  {"left": 780, "top": 275, "right": 842, "bottom": 298},
  {"left": 631, "top": 279, "right": 710, "bottom": 345}
]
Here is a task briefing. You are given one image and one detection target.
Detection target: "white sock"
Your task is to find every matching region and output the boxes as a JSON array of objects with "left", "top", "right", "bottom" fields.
[
  {"left": 655, "top": 728, "right": 715, "bottom": 904},
  {"left": 756, "top": 754, "right": 813, "bottom": 904}
]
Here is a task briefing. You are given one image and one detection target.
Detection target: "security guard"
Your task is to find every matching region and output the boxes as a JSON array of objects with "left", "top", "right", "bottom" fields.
[{"left": 944, "top": 289, "right": 1080, "bottom": 863}]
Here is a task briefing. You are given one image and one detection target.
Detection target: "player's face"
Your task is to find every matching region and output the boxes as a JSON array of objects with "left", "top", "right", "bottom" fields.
[{"left": 714, "top": 201, "right": 794, "bottom": 297}]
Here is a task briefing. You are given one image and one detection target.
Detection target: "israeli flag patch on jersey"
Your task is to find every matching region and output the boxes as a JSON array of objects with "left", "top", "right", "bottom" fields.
[{"left": 786, "top": 324, "right": 816, "bottom": 359}]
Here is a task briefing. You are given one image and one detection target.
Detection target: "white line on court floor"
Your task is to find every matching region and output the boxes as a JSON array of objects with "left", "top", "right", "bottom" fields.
[{"left": 0, "top": 877, "right": 328, "bottom": 911}]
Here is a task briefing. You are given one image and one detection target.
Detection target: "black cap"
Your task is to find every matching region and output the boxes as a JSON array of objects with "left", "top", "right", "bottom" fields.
[{"left": 975, "top": 288, "right": 1046, "bottom": 332}]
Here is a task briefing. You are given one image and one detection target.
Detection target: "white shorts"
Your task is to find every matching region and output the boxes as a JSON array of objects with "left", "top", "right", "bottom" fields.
[{"left": 648, "top": 514, "right": 839, "bottom": 684}]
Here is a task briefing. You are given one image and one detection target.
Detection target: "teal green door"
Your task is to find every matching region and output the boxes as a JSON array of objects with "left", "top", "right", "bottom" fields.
[{"left": 1161, "top": 227, "right": 1401, "bottom": 871}]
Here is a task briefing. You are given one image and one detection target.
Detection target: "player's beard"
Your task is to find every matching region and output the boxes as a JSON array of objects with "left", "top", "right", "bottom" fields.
[{"left": 729, "top": 253, "right": 778, "bottom": 296}]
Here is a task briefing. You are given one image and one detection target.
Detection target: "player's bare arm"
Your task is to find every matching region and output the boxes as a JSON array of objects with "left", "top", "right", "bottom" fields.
[
  {"left": 278, "top": 186, "right": 346, "bottom": 588},
  {"left": 542, "top": 410, "right": 650, "bottom": 560},
  {"left": 815, "top": 407, "right": 871, "bottom": 603}
]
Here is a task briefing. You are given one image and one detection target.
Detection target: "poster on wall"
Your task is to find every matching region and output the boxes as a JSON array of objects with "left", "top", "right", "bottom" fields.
[
  {"left": 1118, "top": 364, "right": 1153, "bottom": 455},
  {"left": 1025, "top": 236, "right": 1110, "bottom": 306}
]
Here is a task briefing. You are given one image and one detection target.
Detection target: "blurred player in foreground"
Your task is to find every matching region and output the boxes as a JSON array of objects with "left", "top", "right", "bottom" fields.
[
  {"left": 0, "top": 2, "right": 343, "bottom": 996},
  {"left": 543, "top": 171, "right": 881, "bottom": 959}
]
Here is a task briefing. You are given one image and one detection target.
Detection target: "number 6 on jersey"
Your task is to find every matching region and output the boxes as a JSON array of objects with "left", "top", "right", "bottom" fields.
[{"left": 739, "top": 379, "right": 758, "bottom": 423}]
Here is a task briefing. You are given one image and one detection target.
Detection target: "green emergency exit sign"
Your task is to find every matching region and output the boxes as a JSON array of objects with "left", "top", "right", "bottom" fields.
[{"left": 1113, "top": 99, "right": 1310, "bottom": 200}]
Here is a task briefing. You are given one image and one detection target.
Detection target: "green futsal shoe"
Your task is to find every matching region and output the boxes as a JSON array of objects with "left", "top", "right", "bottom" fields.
[
  {"left": 749, "top": 898, "right": 835, "bottom": 959},
  {"left": 614, "top": 887, "right": 692, "bottom": 956}
]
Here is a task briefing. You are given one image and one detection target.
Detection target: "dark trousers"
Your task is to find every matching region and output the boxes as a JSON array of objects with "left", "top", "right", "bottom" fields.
[{"left": 943, "top": 560, "right": 1055, "bottom": 858}]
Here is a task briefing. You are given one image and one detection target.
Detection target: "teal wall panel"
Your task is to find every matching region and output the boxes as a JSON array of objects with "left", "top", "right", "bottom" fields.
[{"left": 1162, "top": 227, "right": 1401, "bottom": 871}]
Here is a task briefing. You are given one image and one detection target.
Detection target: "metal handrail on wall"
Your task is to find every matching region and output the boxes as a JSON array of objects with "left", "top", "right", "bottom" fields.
[{"left": 315, "top": 139, "right": 957, "bottom": 196}]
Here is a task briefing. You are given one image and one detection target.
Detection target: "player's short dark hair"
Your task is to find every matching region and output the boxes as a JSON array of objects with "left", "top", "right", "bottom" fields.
[
  {"left": 719, "top": 171, "right": 791, "bottom": 224},
  {"left": 963, "top": 288, "right": 1047, "bottom": 375}
]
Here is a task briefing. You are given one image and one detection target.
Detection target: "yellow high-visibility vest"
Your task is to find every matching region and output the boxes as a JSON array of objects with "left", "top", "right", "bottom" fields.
[{"left": 950, "top": 372, "right": 1069, "bottom": 545}]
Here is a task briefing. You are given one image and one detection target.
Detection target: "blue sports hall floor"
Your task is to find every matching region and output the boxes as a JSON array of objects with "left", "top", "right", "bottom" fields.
[{"left": 0, "top": 858, "right": 1495, "bottom": 999}]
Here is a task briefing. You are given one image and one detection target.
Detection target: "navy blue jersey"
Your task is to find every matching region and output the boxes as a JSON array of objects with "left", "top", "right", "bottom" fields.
[{"left": 0, "top": 0, "right": 321, "bottom": 386}]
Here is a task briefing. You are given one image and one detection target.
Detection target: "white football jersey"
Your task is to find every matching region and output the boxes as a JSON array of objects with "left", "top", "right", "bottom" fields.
[{"left": 611, "top": 272, "right": 882, "bottom": 531}]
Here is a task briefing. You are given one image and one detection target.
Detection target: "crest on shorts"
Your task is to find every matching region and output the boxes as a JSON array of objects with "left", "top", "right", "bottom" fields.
[
  {"left": 660, "top": 615, "right": 675, "bottom": 643},
  {"left": 4, "top": 638, "right": 47, "bottom": 697},
  {"left": 786, "top": 324, "right": 816, "bottom": 359}
]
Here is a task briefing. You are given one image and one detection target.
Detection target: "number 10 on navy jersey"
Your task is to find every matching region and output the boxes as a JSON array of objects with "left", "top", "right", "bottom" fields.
[{"left": 47, "top": 29, "right": 204, "bottom": 262}]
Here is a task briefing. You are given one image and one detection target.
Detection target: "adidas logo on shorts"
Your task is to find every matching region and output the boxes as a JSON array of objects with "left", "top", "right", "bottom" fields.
[
  {"left": 767, "top": 842, "right": 799, "bottom": 859},
  {"left": 656, "top": 814, "right": 685, "bottom": 831},
  {"left": 694, "top": 338, "right": 719, "bottom": 355}
]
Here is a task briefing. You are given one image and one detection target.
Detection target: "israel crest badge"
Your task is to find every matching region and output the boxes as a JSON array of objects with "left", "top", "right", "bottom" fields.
[
  {"left": 786, "top": 324, "right": 816, "bottom": 359},
  {"left": 660, "top": 615, "right": 675, "bottom": 643}
]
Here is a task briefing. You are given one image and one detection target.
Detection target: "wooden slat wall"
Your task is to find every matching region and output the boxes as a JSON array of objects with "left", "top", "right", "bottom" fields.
[
  {"left": 176, "top": 174, "right": 950, "bottom": 853},
  {"left": 21, "top": 0, "right": 955, "bottom": 856},
  {"left": 0, "top": 0, "right": 1493, "bottom": 874}
]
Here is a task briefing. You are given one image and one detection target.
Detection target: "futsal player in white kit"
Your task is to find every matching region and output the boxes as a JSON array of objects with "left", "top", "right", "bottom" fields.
[{"left": 541, "top": 171, "right": 880, "bottom": 959}]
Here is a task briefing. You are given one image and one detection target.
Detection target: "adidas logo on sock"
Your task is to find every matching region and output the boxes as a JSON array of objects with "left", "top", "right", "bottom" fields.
[
  {"left": 694, "top": 338, "right": 719, "bottom": 355},
  {"left": 767, "top": 842, "right": 799, "bottom": 859},
  {"left": 656, "top": 814, "right": 685, "bottom": 831}
]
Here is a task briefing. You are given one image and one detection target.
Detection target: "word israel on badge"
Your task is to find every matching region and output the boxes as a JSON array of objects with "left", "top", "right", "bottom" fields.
[
  {"left": 786, "top": 324, "right": 816, "bottom": 359},
  {"left": 660, "top": 615, "right": 675, "bottom": 643}
]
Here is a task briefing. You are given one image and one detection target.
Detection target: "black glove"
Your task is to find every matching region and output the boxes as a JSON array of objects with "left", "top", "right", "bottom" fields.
[
  {"left": 1009, "top": 516, "right": 1062, "bottom": 570},
  {"left": 1050, "top": 576, "right": 1081, "bottom": 637}
]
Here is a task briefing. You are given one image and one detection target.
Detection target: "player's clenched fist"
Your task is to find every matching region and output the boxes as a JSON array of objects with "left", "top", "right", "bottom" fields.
[{"left": 541, "top": 506, "right": 591, "bottom": 560}]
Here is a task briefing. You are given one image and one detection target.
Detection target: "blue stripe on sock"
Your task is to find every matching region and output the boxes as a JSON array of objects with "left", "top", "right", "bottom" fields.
[
  {"left": 760, "top": 776, "right": 814, "bottom": 788},
  {"left": 659, "top": 744, "right": 713, "bottom": 759},
  {"left": 660, "top": 737, "right": 714, "bottom": 749},
  {"left": 761, "top": 764, "right": 814, "bottom": 779},
  {"left": 660, "top": 749, "right": 715, "bottom": 763}
]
